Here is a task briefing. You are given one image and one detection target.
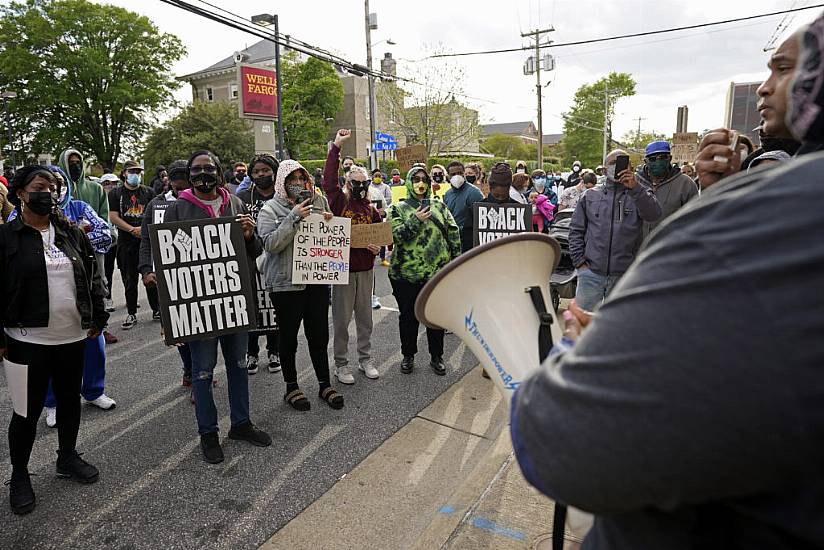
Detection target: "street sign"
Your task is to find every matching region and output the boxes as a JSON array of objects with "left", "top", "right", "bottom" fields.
[
  {"left": 372, "top": 142, "right": 397, "bottom": 151},
  {"left": 374, "top": 132, "right": 396, "bottom": 144}
]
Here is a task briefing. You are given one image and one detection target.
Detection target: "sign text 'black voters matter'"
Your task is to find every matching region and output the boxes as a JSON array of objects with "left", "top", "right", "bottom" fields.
[
  {"left": 150, "top": 217, "right": 256, "bottom": 345},
  {"left": 472, "top": 203, "right": 531, "bottom": 246}
]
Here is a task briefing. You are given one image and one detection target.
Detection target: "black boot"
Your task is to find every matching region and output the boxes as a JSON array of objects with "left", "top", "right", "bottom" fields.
[
  {"left": 200, "top": 432, "right": 224, "bottom": 464},
  {"left": 400, "top": 355, "right": 415, "bottom": 374},
  {"left": 430, "top": 356, "right": 446, "bottom": 376},
  {"left": 6, "top": 471, "right": 35, "bottom": 515},
  {"left": 56, "top": 450, "right": 99, "bottom": 484}
]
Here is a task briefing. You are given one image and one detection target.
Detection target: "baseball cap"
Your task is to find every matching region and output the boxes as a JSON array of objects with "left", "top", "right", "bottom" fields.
[{"left": 645, "top": 141, "right": 671, "bottom": 156}]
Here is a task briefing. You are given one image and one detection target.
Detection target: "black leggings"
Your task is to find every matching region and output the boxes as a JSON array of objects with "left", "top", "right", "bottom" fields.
[
  {"left": 7, "top": 337, "right": 86, "bottom": 474},
  {"left": 248, "top": 330, "right": 279, "bottom": 357},
  {"left": 105, "top": 244, "right": 117, "bottom": 298},
  {"left": 390, "top": 278, "right": 444, "bottom": 359},
  {"left": 272, "top": 286, "right": 330, "bottom": 386},
  {"left": 118, "top": 237, "right": 159, "bottom": 315}
]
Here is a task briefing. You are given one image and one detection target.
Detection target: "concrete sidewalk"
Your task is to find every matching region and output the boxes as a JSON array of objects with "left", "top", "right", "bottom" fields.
[{"left": 262, "top": 365, "right": 588, "bottom": 549}]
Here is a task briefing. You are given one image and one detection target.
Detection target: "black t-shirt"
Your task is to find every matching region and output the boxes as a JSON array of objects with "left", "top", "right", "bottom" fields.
[{"left": 108, "top": 185, "right": 155, "bottom": 241}]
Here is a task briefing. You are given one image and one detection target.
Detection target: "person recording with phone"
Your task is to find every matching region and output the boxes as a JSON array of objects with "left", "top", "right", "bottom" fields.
[
  {"left": 256, "top": 160, "right": 345, "bottom": 412},
  {"left": 388, "top": 165, "right": 460, "bottom": 376},
  {"left": 569, "top": 150, "right": 661, "bottom": 311}
]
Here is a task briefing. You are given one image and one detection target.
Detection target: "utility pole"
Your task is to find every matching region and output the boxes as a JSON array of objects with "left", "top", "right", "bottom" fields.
[
  {"left": 602, "top": 85, "right": 609, "bottom": 164},
  {"left": 522, "top": 27, "right": 554, "bottom": 170},
  {"left": 364, "top": 1, "right": 378, "bottom": 171},
  {"left": 634, "top": 116, "right": 646, "bottom": 150},
  {"left": 274, "top": 15, "right": 285, "bottom": 161}
]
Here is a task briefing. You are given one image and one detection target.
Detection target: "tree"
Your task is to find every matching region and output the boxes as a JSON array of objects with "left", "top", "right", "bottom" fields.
[
  {"left": 481, "top": 133, "right": 532, "bottom": 159},
  {"left": 377, "top": 48, "right": 480, "bottom": 156},
  {"left": 279, "top": 53, "right": 344, "bottom": 159},
  {"left": 559, "top": 72, "right": 636, "bottom": 168},
  {"left": 620, "top": 130, "right": 668, "bottom": 154},
  {"left": 143, "top": 101, "right": 254, "bottom": 172},
  {"left": 0, "top": 0, "right": 185, "bottom": 170}
]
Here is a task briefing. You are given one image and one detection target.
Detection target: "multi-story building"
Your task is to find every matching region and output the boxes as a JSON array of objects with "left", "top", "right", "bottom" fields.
[{"left": 724, "top": 82, "right": 762, "bottom": 147}]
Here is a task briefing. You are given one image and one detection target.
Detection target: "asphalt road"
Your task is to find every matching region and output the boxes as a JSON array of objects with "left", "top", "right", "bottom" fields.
[{"left": 0, "top": 264, "right": 479, "bottom": 550}]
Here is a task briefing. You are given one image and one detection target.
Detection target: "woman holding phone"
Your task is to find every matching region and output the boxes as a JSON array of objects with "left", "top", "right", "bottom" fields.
[{"left": 257, "top": 160, "right": 344, "bottom": 412}]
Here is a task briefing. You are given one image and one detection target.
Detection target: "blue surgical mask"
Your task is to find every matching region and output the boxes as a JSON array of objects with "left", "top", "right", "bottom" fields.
[
  {"left": 126, "top": 173, "right": 141, "bottom": 187},
  {"left": 534, "top": 178, "right": 546, "bottom": 192}
]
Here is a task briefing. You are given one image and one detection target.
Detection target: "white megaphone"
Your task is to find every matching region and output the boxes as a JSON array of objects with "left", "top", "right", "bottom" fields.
[{"left": 415, "top": 233, "right": 563, "bottom": 399}]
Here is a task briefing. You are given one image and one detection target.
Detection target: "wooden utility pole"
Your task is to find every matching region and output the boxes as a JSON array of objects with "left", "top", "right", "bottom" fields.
[{"left": 522, "top": 27, "right": 554, "bottom": 170}]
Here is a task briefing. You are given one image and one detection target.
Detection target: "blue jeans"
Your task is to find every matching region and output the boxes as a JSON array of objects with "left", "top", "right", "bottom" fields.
[
  {"left": 188, "top": 332, "right": 250, "bottom": 436},
  {"left": 575, "top": 268, "right": 621, "bottom": 312},
  {"left": 178, "top": 343, "right": 192, "bottom": 379}
]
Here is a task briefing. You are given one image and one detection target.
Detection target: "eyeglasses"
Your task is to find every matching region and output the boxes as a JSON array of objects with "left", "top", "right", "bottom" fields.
[
  {"left": 190, "top": 165, "right": 217, "bottom": 175},
  {"left": 412, "top": 176, "right": 427, "bottom": 183},
  {"left": 646, "top": 153, "right": 670, "bottom": 162}
]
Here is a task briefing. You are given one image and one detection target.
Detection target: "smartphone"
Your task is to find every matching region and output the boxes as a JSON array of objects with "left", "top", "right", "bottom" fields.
[
  {"left": 614, "top": 154, "right": 630, "bottom": 177},
  {"left": 298, "top": 189, "right": 312, "bottom": 203},
  {"left": 420, "top": 198, "right": 431, "bottom": 208}
]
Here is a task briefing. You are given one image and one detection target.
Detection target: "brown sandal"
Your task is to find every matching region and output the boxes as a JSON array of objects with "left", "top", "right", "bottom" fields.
[
  {"left": 285, "top": 389, "right": 311, "bottom": 411},
  {"left": 319, "top": 387, "right": 344, "bottom": 410}
]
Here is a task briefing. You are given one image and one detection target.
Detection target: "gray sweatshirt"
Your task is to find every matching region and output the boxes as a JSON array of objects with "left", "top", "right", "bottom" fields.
[
  {"left": 635, "top": 165, "right": 699, "bottom": 239},
  {"left": 568, "top": 181, "right": 661, "bottom": 275},
  {"left": 511, "top": 153, "right": 824, "bottom": 549}
]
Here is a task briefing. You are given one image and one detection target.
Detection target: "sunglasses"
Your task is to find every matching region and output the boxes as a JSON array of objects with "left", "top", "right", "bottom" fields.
[
  {"left": 646, "top": 153, "right": 670, "bottom": 162},
  {"left": 412, "top": 176, "right": 428, "bottom": 183},
  {"left": 190, "top": 165, "right": 217, "bottom": 175}
]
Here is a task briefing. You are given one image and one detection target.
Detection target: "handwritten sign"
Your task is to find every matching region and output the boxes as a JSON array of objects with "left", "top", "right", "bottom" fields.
[
  {"left": 395, "top": 144, "right": 427, "bottom": 174},
  {"left": 292, "top": 214, "right": 351, "bottom": 285},
  {"left": 150, "top": 217, "right": 256, "bottom": 345},
  {"left": 350, "top": 222, "right": 393, "bottom": 248}
]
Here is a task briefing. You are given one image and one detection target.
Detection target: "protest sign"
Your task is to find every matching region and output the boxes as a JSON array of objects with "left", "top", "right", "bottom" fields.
[
  {"left": 251, "top": 270, "right": 277, "bottom": 333},
  {"left": 150, "top": 217, "right": 256, "bottom": 345},
  {"left": 395, "top": 144, "right": 427, "bottom": 173},
  {"left": 350, "top": 222, "right": 393, "bottom": 248},
  {"left": 292, "top": 214, "right": 351, "bottom": 285},
  {"left": 3, "top": 359, "right": 28, "bottom": 418},
  {"left": 473, "top": 203, "right": 531, "bottom": 246}
]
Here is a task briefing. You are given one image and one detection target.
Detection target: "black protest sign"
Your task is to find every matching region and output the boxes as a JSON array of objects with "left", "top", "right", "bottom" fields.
[
  {"left": 251, "top": 270, "right": 277, "bottom": 333},
  {"left": 150, "top": 217, "right": 256, "bottom": 345},
  {"left": 472, "top": 203, "right": 531, "bottom": 246}
]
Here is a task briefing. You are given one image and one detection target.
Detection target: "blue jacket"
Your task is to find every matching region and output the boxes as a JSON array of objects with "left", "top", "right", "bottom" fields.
[{"left": 443, "top": 183, "right": 484, "bottom": 231}]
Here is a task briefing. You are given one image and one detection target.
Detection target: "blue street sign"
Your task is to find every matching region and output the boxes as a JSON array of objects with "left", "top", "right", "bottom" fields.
[
  {"left": 372, "top": 142, "right": 397, "bottom": 151},
  {"left": 375, "top": 132, "right": 396, "bottom": 144}
]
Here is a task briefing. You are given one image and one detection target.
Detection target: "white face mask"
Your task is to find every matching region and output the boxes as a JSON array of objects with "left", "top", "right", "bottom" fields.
[
  {"left": 450, "top": 174, "right": 465, "bottom": 188},
  {"left": 606, "top": 165, "right": 616, "bottom": 180}
]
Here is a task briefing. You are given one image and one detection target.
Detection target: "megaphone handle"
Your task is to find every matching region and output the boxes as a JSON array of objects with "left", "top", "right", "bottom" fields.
[
  {"left": 525, "top": 286, "right": 555, "bottom": 362},
  {"left": 552, "top": 503, "right": 568, "bottom": 550}
]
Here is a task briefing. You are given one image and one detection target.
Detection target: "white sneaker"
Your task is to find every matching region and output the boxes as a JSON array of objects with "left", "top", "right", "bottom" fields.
[
  {"left": 335, "top": 366, "right": 355, "bottom": 385},
  {"left": 267, "top": 353, "right": 281, "bottom": 373},
  {"left": 104, "top": 298, "right": 115, "bottom": 312},
  {"left": 85, "top": 394, "right": 116, "bottom": 410},
  {"left": 371, "top": 295, "right": 381, "bottom": 309},
  {"left": 45, "top": 407, "right": 57, "bottom": 428},
  {"left": 246, "top": 355, "right": 259, "bottom": 375},
  {"left": 359, "top": 362, "right": 379, "bottom": 379}
]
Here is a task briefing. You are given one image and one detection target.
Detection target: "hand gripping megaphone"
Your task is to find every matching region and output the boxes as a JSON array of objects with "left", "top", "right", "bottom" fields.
[{"left": 415, "top": 233, "right": 563, "bottom": 398}]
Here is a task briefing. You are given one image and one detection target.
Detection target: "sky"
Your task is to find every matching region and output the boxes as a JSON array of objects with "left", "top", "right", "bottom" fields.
[{"left": 91, "top": 0, "right": 820, "bottom": 141}]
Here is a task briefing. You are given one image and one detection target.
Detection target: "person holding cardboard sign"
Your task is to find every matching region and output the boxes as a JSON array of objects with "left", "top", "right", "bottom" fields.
[
  {"left": 257, "top": 159, "right": 345, "bottom": 412},
  {"left": 324, "top": 129, "right": 383, "bottom": 384}
]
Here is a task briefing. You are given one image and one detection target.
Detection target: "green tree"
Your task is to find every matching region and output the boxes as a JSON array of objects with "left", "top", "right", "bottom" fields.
[
  {"left": 620, "top": 129, "right": 668, "bottom": 154},
  {"left": 280, "top": 53, "right": 344, "bottom": 159},
  {"left": 559, "top": 72, "right": 636, "bottom": 168},
  {"left": 143, "top": 101, "right": 254, "bottom": 172},
  {"left": 481, "top": 133, "right": 532, "bottom": 159},
  {"left": 0, "top": 0, "right": 185, "bottom": 170}
]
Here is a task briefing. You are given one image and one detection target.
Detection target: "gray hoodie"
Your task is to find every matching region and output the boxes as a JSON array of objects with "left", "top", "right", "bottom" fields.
[
  {"left": 635, "top": 165, "right": 698, "bottom": 239},
  {"left": 568, "top": 180, "right": 661, "bottom": 276}
]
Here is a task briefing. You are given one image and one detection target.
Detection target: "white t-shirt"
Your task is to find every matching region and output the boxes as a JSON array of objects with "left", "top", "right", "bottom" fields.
[{"left": 5, "top": 224, "right": 86, "bottom": 345}]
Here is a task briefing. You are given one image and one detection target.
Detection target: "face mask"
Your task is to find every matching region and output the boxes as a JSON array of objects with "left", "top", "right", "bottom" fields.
[
  {"left": 25, "top": 191, "right": 54, "bottom": 216},
  {"left": 412, "top": 181, "right": 429, "bottom": 196},
  {"left": 372, "top": 176, "right": 382, "bottom": 184},
  {"left": 392, "top": 175, "right": 400, "bottom": 183},
  {"left": 534, "top": 179, "right": 546, "bottom": 193},
  {"left": 287, "top": 184, "right": 304, "bottom": 199},
  {"left": 647, "top": 159, "right": 670, "bottom": 178},
  {"left": 432, "top": 173, "right": 444, "bottom": 183},
  {"left": 516, "top": 168, "right": 526, "bottom": 174},
  {"left": 343, "top": 165, "right": 351, "bottom": 174},
  {"left": 450, "top": 175, "right": 464, "bottom": 188},
  {"left": 465, "top": 175, "right": 477, "bottom": 184},
  {"left": 254, "top": 175, "right": 274, "bottom": 190},
  {"left": 68, "top": 163, "right": 82, "bottom": 181},
  {"left": 572, "top": 165, "right": 581, "bottom": 173},
  {"left": 351, "top": 182, "right": 369, "bottom": 200},
  {"left": 606, "top": 166, "right": 616, "bottom": 180},
  {"left": 126, "top": 173, "right": 141, "bottom": 187},
  {"left": 190, "top": 172, "right": 218, "bottom": 193}
]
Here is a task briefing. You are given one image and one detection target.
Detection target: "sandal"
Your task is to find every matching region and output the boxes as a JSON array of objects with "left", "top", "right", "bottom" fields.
[
  {"left": 319, "top": 387, "right": 344, "bottom": 410},
  {"left": 284, "top": 388, "right": 311, "bottom": 411}
]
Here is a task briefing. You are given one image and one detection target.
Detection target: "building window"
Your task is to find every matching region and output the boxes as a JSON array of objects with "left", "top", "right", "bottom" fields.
[
  {"left": 206, "top": 87, "right": 214, "bottom": 102},
  {"left": 230, "top": 83, "right": 238, "bottom": 99}
]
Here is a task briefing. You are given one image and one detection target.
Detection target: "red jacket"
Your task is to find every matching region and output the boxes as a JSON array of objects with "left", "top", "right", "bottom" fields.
[{"left": 323, "top": 145, "right": 381, "bottom": 272}]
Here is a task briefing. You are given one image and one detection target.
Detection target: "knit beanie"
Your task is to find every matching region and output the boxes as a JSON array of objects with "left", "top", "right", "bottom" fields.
[{"left": 488, "top": 163, "right": 513, "bottom": 187}]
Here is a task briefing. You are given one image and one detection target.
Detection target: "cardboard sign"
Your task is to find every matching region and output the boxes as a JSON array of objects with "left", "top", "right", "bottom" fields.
[
  {"left": 292, "top": 214, "right": 351, "bottom": 285},
  {"left": 350, "top": 222, "right": 393, "bottom": 248},
  {"left": 150, "top": 217, "right": 256, "bottom": 345},
  {"left": 396, "top": 144, "right": 428, "bottom": 174},
  {"left": 671, "top": 132, "right": 699, "bottom": 165},
  {"left": 238, "top": 64, "right": 278, "bottom": 119},
  {"left": 472, "top": 203, "right": 531, "bottom": 246},
  {"left": 251, "top": 271, "right": 277, "bottom": 333}
]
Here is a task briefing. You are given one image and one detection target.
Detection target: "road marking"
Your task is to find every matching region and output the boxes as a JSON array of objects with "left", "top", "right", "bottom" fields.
[{"left": 470, "top": 516, "right": 526, "bottom": 541}]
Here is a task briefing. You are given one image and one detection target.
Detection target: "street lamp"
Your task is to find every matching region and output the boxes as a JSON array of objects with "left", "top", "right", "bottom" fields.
[
  {"left": 251, "top": 13, "right": 286, "bottom": 161},
  {"left": 0, "top": 90, "right": 17, "bottom": 171}
]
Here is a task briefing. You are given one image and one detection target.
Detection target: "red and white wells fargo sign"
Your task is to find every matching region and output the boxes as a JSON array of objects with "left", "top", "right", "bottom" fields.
[{"left": 238, "top": 64, "right": 278, "bottom": 119}]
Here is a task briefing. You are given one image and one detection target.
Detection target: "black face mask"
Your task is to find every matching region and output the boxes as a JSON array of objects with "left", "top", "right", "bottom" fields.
[
  {"left": 191, "top": 172, "right": 218, "bottom": 193},
  {"left": 465, "top": 175, "right": 477, "bottom": 184},
  {"left": 432, "top": 173, "right": 444, "bottom": 183},
  {"left": 254, "top": 175, "right": 274, "bottom": 190},
  {"left": 68, "top": 163, "right": 82, "bottom": 182},
  {"left": 25, "top": 191, "right": 55, "bottom": 216},
  {"left": 235, "top": 172, "right": 246, "bottom": 182},
  {"left": 351, "top": 182, "right": 369, "bottom": 200}
]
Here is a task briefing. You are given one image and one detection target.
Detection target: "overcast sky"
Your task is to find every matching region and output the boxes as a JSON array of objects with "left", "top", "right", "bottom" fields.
[{"left": 95, "top": 0, "right": 819, "bottom": 141}]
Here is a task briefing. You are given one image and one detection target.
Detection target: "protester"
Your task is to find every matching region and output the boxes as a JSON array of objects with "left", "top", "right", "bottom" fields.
[
  {"left": 558, "top": 171, "right": 597, "bottom": 212},
  {"left": 741, "top": 130, "right": 800, "bottom": 171},
  {"left": 515, "top": 160, "right": 528, "bottom": 175},
  {"left": 530, "top": 191, "right": 555, "bottom": 233},
  {"left": 138, "top": 160, "right": 196, "bottom": 391},
  {"left": 226, "top": 162, "right": 247, "bottom": 195},
  {"left": 0, "top": 183, "right": 13, "bottom": 222},
  {"left": 150, "top": 165, "right": 169, "bottom": 196},
  {"left": 99, "top": 173, "right": 120, "bottom": 329},
  {"left": 257, "top": 159, "right": 345, "bottom": 411},
  {"left": 108, "top": 160, "right": 158, "bottom": 329},
  {"left": 565, "top": 160, "right": 582, "bottom": 189},
  {"left": 484, "top": 163, "right": 520, "bottom": 204},
  {"left": 635, "top": 140, "right": 699, "bottom": 239},
  {"left": 236, "top": 154, "right": 281, "bottom": 376},
  {"left": 444, "top": 160, "right": 484, "bottom": 253},
  {"left": 680, "top": 163, "right": 696, "bottom": 179},
  {"left": 509, "top": 171, "right": 530, "bottom": 204},
  {"left": 430, "top": 164, "right": 447, "bottom": 188},
  {"left": 322, "top": 130, "right": 383, "bottom": 384},
  {"left": 746, "top": 150, "right": 792, "bottom": 172},
  {"left": 339, "top": 156, "right": 355, "bottom": 186},
  {"left": 569, "top": 150, "right": 662, "bottom": 311},
  {"left": 2, "top": 166, "right": 109, "bottom": 514},
  {"left": 162, "top": 150, "right": 271, "bottom": 463},
  {"left": 368, "top": 165, "right": 392, "bottom": 269},
  {"left": 389, "top": 168, "right": 402, "bottom": 186},
  {"left": 388, "top": 164, "right": 460, "bottom": 375}
]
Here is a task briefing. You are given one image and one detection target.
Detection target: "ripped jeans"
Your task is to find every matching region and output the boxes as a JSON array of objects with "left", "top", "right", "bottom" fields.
[{"left": 188, "top": 331, "right": 250, "bottom": 436}]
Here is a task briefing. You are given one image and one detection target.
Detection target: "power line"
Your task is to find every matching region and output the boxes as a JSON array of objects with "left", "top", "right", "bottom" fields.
[{"left": 430, "top": 3, "right": 824, "bottom": 58}]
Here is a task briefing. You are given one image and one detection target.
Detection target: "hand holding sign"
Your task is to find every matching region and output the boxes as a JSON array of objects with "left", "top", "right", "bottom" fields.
[
  {"left": 323, "top": 212, "right": 334, "bottom": 221},
  {"left": 334, "top": 129, "right": 351, "bottom": 149},
  {"left": 366, "top": 244, "right": 381, "bottom": 255},
  {"left": 237, "top": 214, "right": 256, "bottom": 240}
]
